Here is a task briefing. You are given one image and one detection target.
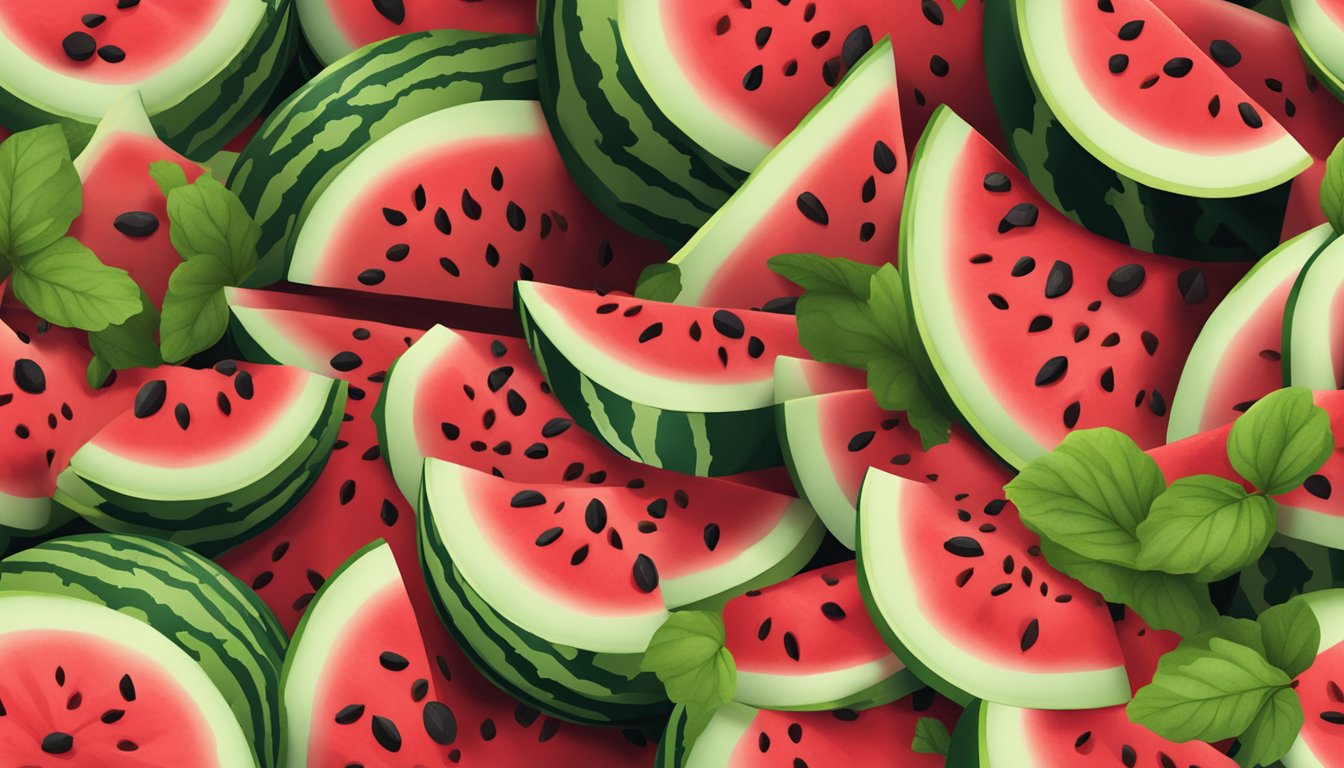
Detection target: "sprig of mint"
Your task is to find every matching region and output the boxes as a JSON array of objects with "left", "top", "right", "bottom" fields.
[
  {"left": 0, "top": 125, "right": 142, "bottom": 332},
  {"left": 638, "top": 610, "right": 737, "bottom": 743},
  {"left": 911, "top": 717, "right": 951, "bottom": 756},
  {"left": 769, "top": 253, "right": 955, "bottom": 447}
]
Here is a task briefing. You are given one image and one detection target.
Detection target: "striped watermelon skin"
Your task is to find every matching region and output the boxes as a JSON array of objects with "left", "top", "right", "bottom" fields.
[
  {"left": 537, "top": 0, "right": 743, "bottom": 246},
  {"left": 0, "top": 534, "right": 287, "bottom": 768},
  {"left": 228, "top": 30, "right": 540, "bottom": 284}
]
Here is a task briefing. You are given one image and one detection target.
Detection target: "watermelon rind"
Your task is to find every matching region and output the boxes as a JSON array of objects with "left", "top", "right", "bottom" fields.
[
  {"left": 0, "top": 591, "right": 257, "bottom": 766},
  {"left": 771, "top": 356, "right": 866, "bottom": 404},
  {"left": 1283, "top": 588, "right": 1344, "bottom": 767},
  {"left": 71, "top": 91, "right": 158, "bottom": 177},
  {"left": 1284, "top": 0, "right": 1344, "bottom": 101},
  {"left": 1167, "top": 223, "right": 1332, "bottom": 442},
  {"left": 229, "top": 30, "right": 539, "bottom": 284},
  {"left": 856, "top": 468, "right": 1132, "bottom": 710},
  {"left": 537, "top": 0, "right": 742, "bottom": 246},
  {"left": 0, "top": 534, "right": 287, "bottom": 768},
  {"left": 376, "top": 325, "right": 463, "bottom": 503},
  {"left": 0, "top": 0, "right": 292, "bottom": 160},
  {"left": 1284, "top": 233, "right": 1344, "bottom": 389},
  {"left": 777, "top": 393, "right": 866, "bottom": 549}
]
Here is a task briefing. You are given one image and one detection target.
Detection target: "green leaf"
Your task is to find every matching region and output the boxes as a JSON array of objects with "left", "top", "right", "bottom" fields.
[
  {"left": 10, "top": 238, "right": 142, "bottom": 331},
  {"left": 1228, "top": 388, "right": 1335, "bottom": 496},
  {"left": 1182, "top": 616, "right": 1267, "bottom": 657},
  {"left": 911, "top": 717, "right": 951, "bottom": 756},
  {"left": 1236, "top": 687, "right": 1304, "bottom": 768},
  {"left": 158, "top": 256, "right": 232, "bottom": 363},
  {"left": 1134, "top": 476, "right": 1276, "bottom": 582},
  {"left": 0, "top": 125, "right": 81, "bottom": 260},
  {"left": 88, "top": 291, "right": 161, "bottom": 369},
  {"left": 1006, "top": 429, "right": 1165, "bottom": 567},
  {"left": 1127, "top": 638, "right": 1292, "bottom": 743},
  {"left": 85, "top": 356, "right": 112, "bottom": 389},
  {"left": 639, "top": 611, "right": 736, "bottom": 711},
  {"left": 148, "top": 160, "right": 189, "bottom": 198},
  {"left": 793, "top": 291, "right": 889, "bottom": 368},
  {"left": 634, "top": 263, "right": 682, "bottom": 302},
  {"left": 1257, "top": 597, "right": 1320, "bottom": 679},
  {"left": 769, "top": 253, "right": 877, "bottom": 297},
  {"left": 1322, "top": 136, "right": 1344, "bottom": 235},
  {"left": 868, "top": 356, "right": 950, "bottom": 447},
  {"left": 165, "top": 174, "right": 260, "bottom": 280}
]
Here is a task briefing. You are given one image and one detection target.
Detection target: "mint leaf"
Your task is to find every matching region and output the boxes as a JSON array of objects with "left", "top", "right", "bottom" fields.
[
  {"left": 158, "top": 256, "right": 232, "bottom": 363},
  {"left": 1236, "top": 687, "right": 1303, "bottom": 768},
  {"left": 88, "top": 290, "right": 161, "bottom": 369},
  {"left": 1182, "top": 616, "right": 1267, "bottom": 657},
  {"left": 868, "top": 356, "right": 950, "bottom": 447},
  {"left": 1134, "top": 476, "right": 1275, "bottom": 582},
  {"left": 634, "top": 263, "right": 682, "bottom": 302},
  {"left": 640, "top": 611, "right": 736, "bottom": 709},
  {"left": 85, "top": 356, "right": 112, "bottom": 389},
  {"left": 792, "top": 291, "right": 888, "bottom": 368},
  {"left": 166, "top": 174, "right": 260, "bottom": 279},
  {"left": 1128, "top": 638, "right": 1292, "bottom": 743},
  {"left": 148, "top": 160, "right": 189, "bottom": 197},
  {"left": 911, "top": 717, "right": 951, "bottom": 756},
  {"left": 0, "top": 125, "right": 82, "bottom": 260},
  {"left": 769, "top": 253, "right": 877, "bottom": 297},
  {"left": 866, "top": 265, "right": 952, "bottom": 446},
  {"left": 1228, "top": 388, "right": 1334, "bottom": 495},
  {"left": 1007, "top": 429, "right": 1164, "bottom": 567},
  {"left": 10, "top": 238, "right": 142, "bottom": 332},
  {"left": 1257, "top": 597, "right": 1320, "bottom": 679},
  {"left": 1322, "top": 137, "right": 1344, "bottom": 235}
]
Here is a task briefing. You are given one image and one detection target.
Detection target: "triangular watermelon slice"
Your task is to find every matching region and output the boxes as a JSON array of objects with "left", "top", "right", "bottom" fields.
[
  {"left": 903, "top": 107, "right": 1247, "bottom": 469},
  {"left": 1282, "top": 589, "right": 1344, "bottom": 765}
]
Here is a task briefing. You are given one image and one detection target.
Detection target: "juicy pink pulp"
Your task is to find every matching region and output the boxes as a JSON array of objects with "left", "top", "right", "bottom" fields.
[
  {"left": 330, "top": 0, "right": 536, "bottom": 45},
  {"left": 1021, "top": 706, "right": 1234, "bottom": 767},
  {"left": 1294, "top": 637, "right": 1344, "bottom": 758}
]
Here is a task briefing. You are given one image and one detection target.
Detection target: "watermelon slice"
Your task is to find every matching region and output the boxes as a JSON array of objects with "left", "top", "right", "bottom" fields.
[
  {"left": 418, "top": 458, "right": 824, "bottom": 723},
  {"left": 0, "top": 0, "right": 292, "bottom": 158},
  {"left": 517, "top": 282, "right": 807, "bottom": 476},
  {"left": 1285, "top": 0, "right": 1344, "bottom": 101},
  {"left": 857, "top": 466, "right": 1129, "bottom": 709},
  {"left": 663, "top": 40, "right": 905, "bottom": 309},
  {"left": 297, "top": 0, "right": 537, "bottom": 65},
  {"left": 1280, "top": 588, "right": 1344, "bottom": 766},
  {"left": 723, "top": 561, "right": 918, "bottom": 711},
  {"left": 903, "top": 107, "right": 1246, "bottom": 470},
  {"left": 1167, "top": 224, "right": 1331, "bottom": 441},
  {"left": 985, "top": 0, "right": 1310, "bottom": 260},
  {"left": 1285, "top": 234, "right": 1344, "bottom": 390},
  {"left": 772, "top": 356, "right": 866, "bottom": 403},
  {"left": 55, "top": 363, "right": 346, "bottom": 554},
  {"left": 657, "top": 689, "right": 962, "bottom": 768}
]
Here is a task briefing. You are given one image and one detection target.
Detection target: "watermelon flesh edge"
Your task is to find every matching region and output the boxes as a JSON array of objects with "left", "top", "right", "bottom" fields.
[
  {"left": 1286, "top": 235, "right": 1344, "bottom": 389},
  {"left": 298, "top": 0, "right": 538, "bottom": 65},
  {"left": 1285, "top": 0, "right": 1344, "bottom": 101}
]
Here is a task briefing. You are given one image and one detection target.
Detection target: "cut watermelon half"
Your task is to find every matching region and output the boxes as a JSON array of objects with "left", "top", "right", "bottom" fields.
[
  {"left": 1167, "top": 223, "right": 1331, "bottom": 441},
  {"left": 297, "top": 0, "right": 536, "bottom": 65},
  {"left": 1285, "top": 234, "right": 1344, "bottom": 389},
  {"left": 858, "top": 467, "right": 1129, "bottom": 709},
  {"left": 418, "top": 459, "right": 823, "bottom": 723},
  {"left": 1286, "top": 0, "right": 1344, "bottom": 102},
  {"left": 285, "top": 99, "right": 666, "bottom": 310},
  {"left": 1282, "top": 588, "right": 1344, "bottom": 766},
  {"left": 664, "top": 39, "right": 904, "bottom": 309},
  {"left": 903, "top": 107, "right": 1246, "bottom": 470},
  {"left": 771, "top": 356, "right": 866, "bottom": 403},
  {"left": 657, "top": 690, "right": 962, "bottom": 768},
  {"left": 0, "top": 0, "right": 291, "bottom": 158},
  {"left": 517, "top": 282, "right": 807, "bottom": 476},
  {"left": 723, "top": 561, "right": 917, "bottom": 711}
]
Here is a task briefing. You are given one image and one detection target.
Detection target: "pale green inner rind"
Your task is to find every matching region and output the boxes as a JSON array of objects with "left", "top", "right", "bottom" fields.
[
  {"left": 1285, "top": 235, "right": 1344, "bottom": 389},
  {"left": 0, "top": 494, "right": 54, "bottom": 532},
  {"left": 979, "top": 702, "right": 1042, "bottom": 767},
  {"left": 1017, "top": 0, "right": 1309, "bottom": 197},
  {"left": 733, "top": 656, "right": 912, "bottom": 711},
  {"left": 780, "top": 393, "right": 860, "bottom": 548},
  {"left": 72, "top": 91, "right": 159, "bottom": 177},
  {"left": 377, "top": 325, "right": 463, "bottom": 504},
  {"left": 227, "top": 300, "right": 329, "bottom": 373},
  {"left": 294, "top": 0, "right": 358, "bottom": 66},
  {"left": 683, "top": 700, "right": 758, "bottom": 768},
  {"left": 1286, "top": 0, "right": 1344, "bottom": 99},
  {"left": 1278, "top": 504, "right": 1344, "bottom": 551}
]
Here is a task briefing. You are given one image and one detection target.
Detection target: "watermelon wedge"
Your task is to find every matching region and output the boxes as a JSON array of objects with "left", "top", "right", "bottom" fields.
[
  {"left": 517, "top": 282, "right": 806, "bottom": 476},
  {"left": 663, "top": 39, "right": 905, "bottom": 309},
  {"left": 857, "top": 466, "right": 1129, "bottom": 710},
  {"left": 1285, "top": 234, "right": 1344, "bottom": 390},
  {"left": 1285, "top": 0, "right": 1344, "bottom": 102},
  {"left": 1283, "top": 589, "right": 1344, "bottom": 766},
  {"left": 296, "top": 0, "right": 537, "bottom": 65},
  {"left": 903, "top": 107, "right": 1245, "bottom": 470},
  {"left": 772, "top": 356, "right": 866, "bottom": 403},
  {"left": 1167, "top": 224, "right": 1331, "bottom": 441}
]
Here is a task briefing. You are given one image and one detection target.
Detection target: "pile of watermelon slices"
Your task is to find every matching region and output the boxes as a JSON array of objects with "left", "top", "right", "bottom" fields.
[{"left": 4, "top": 0, "right": 1344, "bottom": 765}]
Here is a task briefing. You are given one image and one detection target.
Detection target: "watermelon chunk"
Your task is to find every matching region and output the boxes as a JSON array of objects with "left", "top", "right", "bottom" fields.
[
  {"left": 772, "top": 356, "right": 866, "bottom": 403},
  {"left": 903, "top": 107, "right": 1246, "bottom": 469},
  {"left": 1284, "top": 589, "right": 1344, "bottom": 766},
  {"left": 1285, "top": 233, "right": 1344, "bottom": 390},
  {"left": 1286, "top": 0, "right": 1344, "bottom": 102},
  {"left": 296, "top": 0, "right": 537, "bottom": 65}
]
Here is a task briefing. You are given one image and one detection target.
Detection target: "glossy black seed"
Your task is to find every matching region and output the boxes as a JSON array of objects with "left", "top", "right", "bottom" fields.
[
  {"left": 439, "top": 257, "right": 460, "bottom": 277},
  {"left": 14, "top": 360, "right": 45, "bottom": 394},
  {"left": 330, "top": 351, "right": 363, "bottom": 373},
  {"left": 541, "top": 418, "right": 572, "bottom": 438},
  {"left": 134, "top": 380, "right": 166, "bottom": 417},
  {"left": 983, "top": 172, "right": 1013, "bottom": 194},
  {"left": 42, "top": 732, "right": 73, "bottom": 754},
  {"left": 821, "top": 602, "right": 845, "bottom": 620},
  {"left": 372, "top": 715, "right": 402, "bottom": 752},
  {"left": 1101, "top": 367, "right": 1116, "bottom": 392},
  {"left": 1108, "top": 54, "right": 1128, "bottom": 74},
  {"left": 989, "top": 293, "right": 1009, "bottom": 310},
  {"left": 1239, "top": 102, "right": 1263, "bottom": 128},
  {"left": 1011, "top": 256, "right": 1036, "bottom": 277},
  {"left": 647, "top": 499, "right": 668, "bottom": 519},
  {"left": 506, "top": 202, "right": 526, "bottom": 232},
  {"left": 486, "top": 366, "right": 513, "bottom": 392},
  {"left": 97, "top": 45, "right": 125, "bottom": 63},
  {"left": 511, "top": 490, "right": 546, "bottom": 508},
  {"left": 83, "top": 13, "right": 107, "bottom": 27},
  {"left": 101, "top": 708, "right": 125, "bottom": 723},
  {"left": 998, "top": 203, "right": 1039, "bottom": 233},
  {"left": 922, "top": 0, "right": 944, "bottom": 24},
  {"left": 119, "top": 674, "right": 136, "bottom": 702},
  {"left": 534, "top": 527, "right": 562, "bottom": 547},
  {"left": 783, "top": 632, "right": 801, "bottom": 661},
  {"left": 372, "top": 0, "right": 406, "bottom": 23},
  {"left": 1035, "top": 356, "right": 1068, "bottom": 386},
  {"left": 358, "top": 269, "right": 385, "bottom": 286},
  {"left": 423, "top": 701, "right": 457, "bottom": 745},
  {"left": 1029, "top": 315, "right": 1053, "bottom": 333},
  {"left": 1178, "top": 268, "right": 1209, "bottom": 304},
  {"left": 380, "top": 652, "right": 409, "bottom": 672},
  {"left": 1064, "top": 401, "right": 1082, "bottom": 429},
  {"left": 1122, "top": 744, "right": 1138, "bottom": 766},
  {"left": 755, "top": 26, "right": 772, "bottom": 48},
  {"left": 861, "top": 176, "right": 876, "bottom": 203},
  {"left": 1141, "top": 331, "right": 1159, "bottom": 356},
  {"left": 461, "top": 189, "right": 483, "bottom": 220},
  {"left": 1209, "top": 39, "right": 1241, "bottom": 67},
  {"left": 633, "top": 554, "right": 659, "bottom": 592},
  {"left": 1305, "top": 474, "right": 1333, "bottom": 500},
  {"left": 1074, "top": 325, "right": 1090, "bottom": 343},
  {"left": 797, "top": 192, "right": 829, "bottom": 225},
  {"left": 713, "top": 310, "right": 745, "bottom": 339},
  {"left": 1101, "top": 333, "right": 1121, "bottom": 347},
  {"left": 1117, "top": 20, "right": 1144, "bottom": 40},
  {"left": 841, "top": 25, "right": 873, "bottom": 69},
  {"left": 585, "top": 499, "right": 607, "bottom": 533},
  {"left": 944, "top": 536, "right": 984, "bottom": 557},
  {"left": 380, "top": 500, "right": 399, "bottom": 526},
  {"left": 871, "top": 140, "right": 899, "bottom": 176},
  {"left": 1163, "top": 57, "right": 1193, "bottom": 77},
  {"left": 704, "top": 523, "right": 720, "bottom": 551},
  {"left": 62, "top": 32, "right": 96, "bottom": 61},
  {"left": 848, "top": 431, "right": 876, "bottom": 451},
  {"left": 1149, "top": 389, "right": 1167, "bottom": 416},
  {"left": 335, "top": 704, "right": 365, "bottom": 724},
  {"left": 929, "top": 54, "right": 949, "bottom": 77},
  {"left": 638, "top": 323, "right": 663, "bottom": 343},
  {"left": 1320, "top": 711, "right": 1344, "bottom": 724},
  {"left": 113, "top": 210, "right": 160, "bottom": 237},
  {"left": 174, "top": 403, "right": 190, "bottom": 430},
  {"left": 1020, "top": 619, "right": 1040, "bottom": 651},
  {"left": 1045, "top": 261, "right": 1073, "bottom": 298},
  {"left": 811, "top": 30, "right": 831, "bottom": 47},
  {"left": 757, "top": 618, "right": 772, "bottom": 641},
  {"left": 743, "top": 65, "right": 764, "bottom": 91},
  {"left": 570, "top": 545, "right": 590, "bottom": 565},
  {"left": 1209, "top": 95, "right": 1221, "bottom": 116},
  {"left": 759, "top": 731, "right": 771, "bottom": 752},
  {"left": 1108, "top": 264, "right": 1146, "bottom": 296},
  {"left": 507, "top": 390, "right": 526, "bottom": 416}
]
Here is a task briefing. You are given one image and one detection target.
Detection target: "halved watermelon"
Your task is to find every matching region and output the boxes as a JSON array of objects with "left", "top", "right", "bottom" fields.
[
  {"left": 903, "top": 107, "right": 1246, "bottom": 470},
  {"left": 1285, "top": 234, "right": 1344, "bottom": 389},
  {"left": 664, "top": 39, "right": 905, "bottom": 309},
  {"left": 723, "top": 561, "right": 917, "bottom": 711},
  {"left": 297, "top": 0, "right": 537, "bottom": 65},
  {"left": 1281, "top": 588, "right": 1344, "bottom": 766},
  {"left": 1286, "top": 0, "right": 1344, "bottom": 101},
  {"left": 657, "top": 689, "right": 962, "bottom": 768},
  {"left": 1167, "top": 223, "right": 1331, "bottom": 441},
  {"left": 858, "top": 467, "right": 1129, "bottom": 710},
  {"left": 418, "top": 458, "right": 823, "bottom": 724},
  {"left": 0, "top": 0, "right": 292, "bottom": 158},
  {"left": 985, "top": 0, "right": 1309, "bottom": 260},
  {"left": 517, "top": 282, "right": 806, "bottom": 476},
  {"left": 772, "top": 356, "right": 866, "bottom": 403}
]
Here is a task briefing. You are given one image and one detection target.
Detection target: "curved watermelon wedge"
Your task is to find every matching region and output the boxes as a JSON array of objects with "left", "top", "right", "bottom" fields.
[
  {"left": 772, "top": 356, "right": 866, "bottom": 403},
  {"left": 1285, "top": 234, "right": 1344, "bottom": 389},
  {"left": 418, "top": 458, "right": 823, "bottom": 724},
  {"left": 517, "top": 282, "right": 806, "bottom": 476},
  {"left": 903, "top": 107, "right": 1246, "bottom": 470},
  {"left": 1167, "top": 224, "right": 1331, "bottom": 441},
  {"left": 858, "top": 467, "right": 1129, "bottom": 710},
  {"left": 297, "top": 0, "right": 536, "bottom": 65},
  {"left": 1283, "top": 589, "right": 1344, "bottom": 766},
  {"left": 1286, "top": 0, "right": 1344, "bottom": 102}
]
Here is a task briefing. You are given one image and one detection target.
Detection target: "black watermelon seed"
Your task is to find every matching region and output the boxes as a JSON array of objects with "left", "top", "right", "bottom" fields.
[
  {"left": 675, "top": 489, "right": 690, "bottom": 508},
  {"left": 1122, "top": 745, "right": 1137, "bottom": 766},
  {"left": 1074, "top": 325, "right": 1090, "bottom": 342},
  {"left": 998, "top": 203, "right": 1038, "bottom": 233},
  {"left": 1045, "top": 261, "right": 1073, "bottom": 298},
  {"left": 797, "top": 192, "right": 829, "bottom": 225},
  {"left": 434, "top": 207, "right": 452, "bottom": 235},
  {"left": 812, "top": 30, "right": 831, "bottom": 48},
  {"left": 411, "top": 678, "right": 428, "bottom": 701},
  {"left": 97, "top": 45, "right": 125, "bottom": 63},
  {"left": 570, "top": 545, "right": 590, "bottom": 565},
  {"left": 42, "top": 732, "right": 73, "bottom": 754},
  {"left": 539, "top": 720, "right": 561, "bottom": 743},
  {"left": 1064, "top": 401, "right": 1082, "bottom": 429},
  {"left": 511, "top": 490, "right": 545, "bottom": 508},
  {"left": 385, "top": 243, "right": 410, "bottom": 262},
  {"left": 14, "top": 425, "right": 27, "bottom": 439},
  {"left": 754, "top": 26, "right": 771, "bottom": 48},
  {"left": 507, "top": 202, "right": 526, "bottom": 232},
  {"left": 1101, "top": 368, "right": 1115, "bottom": 392},
  {"left": 62, "top": 32, "right": 96, "bottom": 61},
  {"left": 412, "top": 184, "right": 426, "bottom": 211},
  {"left": 783, "top": 632, "right": 800, "bottom": 661},
  {"left": 82, "top": 13, "right": 106, "bottom": 27},
  {"left": 970, "top": 253, "right": 993, "bottom": 264},
  {"left": 534, "top": 527, "right": 562, "bottom": 547},
  {"left": 380, "top": 500, "right": 399, "bottom": 526},
  {"left": 704, "top": 524, "right": 720, "bottom": 551},
  {"left": 638, "top": 323, "right": 663, "bottom": 343},
  {"left": 114, "top": 211, "right": 158, "bottom": 237},
  {"left": 1117, "top": 20, "right": 1144, "bottom": 40},
  {"left": 514, "top": 703, "right": 539, "bottom": 728},
  {"left": 335, "top": 704, "right": 365, "bottom": 724},
  {"left": 1162, "top": 57, "right": 1193, "bottom": 77},
  {"left": 713, "top": 310, "right": 746, "bottom": 339},
  {"left": 1238, "top": 102, "right": 1263, "bottom": 128},
  {"left": 1209, "top": 95, "right": 1221, "bottom": 117},
  {"left": 1101, "top": 333, "right": 1121, "bottom": 347},
  {"left": 743, "top": 65, "right": 764, "bottom": 91},
  {"left": 783, "top": 59, "right": 799, "bottom": 77},
  {"left": 747, "top": 336, "right": 765, "bottom": 358},
  {"left": 330, "top": 351, "right": 362, "bottom": 372},
  {"left": 358, "top": 269, "right": 385, "bottom": 286},
  {"left": 1108, "top": 54, "right": 1128, "bottom": 74},
  {"left": 1141, "top": 331, "right": 1159, "bottom": 356},
  {"left": 481, "top": 719, "right": 497, "bottom": 740},
  {"left": 1159, "top": 753, "right": 1177, "bottom": 768},
  {"left": 372, "top": 0, "right": 406, "bottom": 23},
  {"left": 1266, "top": 77, "right": 1283, "bottom": 92},
  {"left": 382, "top": 207, "right": 407, "bottom": 226},
  {"left": 251, "top": 571, "right": 273, "bottom": 590},
  {"left": 689, "top": 320, "right": 703, "bottom": 341},
  {"left": 372, "top": 715, "right": 402, "bottom": 752},
  {"left": 14, "top": 359, "right": 45, "bottom": 394},
  {"left": 487, "top": 366, "right": 514, "bottom": 392},
  {"left": 424, "top": 701, "right": 457, "bottom": 745},
  {"left": 990, "top": 583, "right": 1012, "bottom": 596},
  {"left": 944, "top": 537, "right": 984, "bottom": 557},
  {"left": 623, "top": 305, "right": 643, "bottom": 317},
  {"left": 134, "top": 380, "right": 166, "bottom": 417},
  {"left": 1140, "top": 75, "right": 1158, "bottom": 89},
  {"left": 308, "top": 570, "right": 326, "bottom": 591},
  {"left": 1150, "top": 389, "right": 1167, "bottom": 416},
  {"left": 1286, "top": 98, "right": 1298, "bottom": 117},
  {"left": 1098, "top": 0, "right": 1115, "bottom": 10},
  {"left": 1028, "top": 315, "right": 1053, "bottom": 333},
  {"left": 873, "top": 140, "right": 898, "bottom": 174},
  {"left": 1320, "top": 711, "right": 1344, "bottom": 724},
  {"left": 101, "top": 708, "right": 124, "bottom": 723},
  {"left": 841, "top": 25, "right": 873, "bottom": 70},
  {"left": 119, "top": 674, "right": 136, "bottom": 702},
  {"left": 507, "top": 390, "right": 526, "bottom": 416},
  {"left": 439, "top": 257, "right": 460, "bottom": 277},
  {"left": 174, "top": 403, "right": 190, "bottom": 430},
  {"left": 647, "top": 499, "right": 668, "bottom": 519},
  {"left": 848, "top": 431, "right": 876, "bottom": 451},
  {"left": 441, "top": 422, "right": 460, "bottom": 441},
  {"left": 1178, "top": 268, "right": 1209, "bottom": 304},
  {"left": 462, "top": 190, "right": 482, "bottom": 220},
  {"left": 1020, "top": 619, "right": 1040, "bottom": 651},
  {"left": 541, "top": 418, "right": 571, "bottom": 438},
  {"left": 1075, "top": 731, "right": 1092, "bottom": 748},
  {"left": 598, "top": 239, "right": 615, "bottom": 267},
  {"left": 1305, "top": 474, "right": 1332, "bottom": 499},
  {"left": 379, "top": 651, "right": 408, "bottom": 671},
  {"left": 861, "top": 176, "right": 876, "bottom": 203},
  {"left": 989, "top": 293, "right": 1009, "bottom": 310},
  {"left": 1108, "top": 264, "right": 1146, "bottom": 296},
  {"left": 758, "top": 618, "right": 772, "bottom": 640},
  {"left": 859, "top": 221, "right": 877, "bottom": 242},
  {"left": 762, "top": 296, "right": 797, "bottom": 314},
  {"left": 922, "top": 0, "right": 944, "bottom": 24},
  {"left": 1209, "top": 39, "right": 1241, "bottom": 67},
  {"left": 821, "top": 602, "right": 846, "bottom": 620},
  {"left": 760, "top": 731, "right": 771, "bottom": 752},
  {"left": 1035, "top": 356, "right": 1068, "bottom": 386},
  {"left": 788, "top": 723, "right": 803, "bottom": 743},
  {"left": 1011, "top": 256, "right": 1036, "bottom": 277},
  {"left": 929, "top": 54, "right": 950, "bottom": 77},
  {"left": 633, "top": 555, "right": 659, "bottom": 592},
  {"left": 585, "top": 499, "right": 607, "bottom": 533},
  {"left": 983, "top": 172, "right": 1012, "bottom": 193}
]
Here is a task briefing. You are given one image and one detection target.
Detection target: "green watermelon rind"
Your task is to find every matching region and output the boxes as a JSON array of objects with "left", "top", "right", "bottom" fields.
[
  {"left": 53, "top": 377, "right": 346, "bottom": 555},
  {"left": 1284, "top": 0, "right": 1344, "bottom": 102},
  {"left": 1282, "top": 232, "right": 1344, "bottom": 389},
  {"left": 0, "top": 534, "right": 287, "bottom": 768},
  {"left": 983, "top": 0, "right": 1294, "bottom": 261},
  {"left": 0, "top": 0, "right": 293, "bottom": 161},
  {"left": 229, "top": 30, "right": 540, "bottom": 285},
  {"left": 537, "top": 0, "right": 742, "bottom": 247}
]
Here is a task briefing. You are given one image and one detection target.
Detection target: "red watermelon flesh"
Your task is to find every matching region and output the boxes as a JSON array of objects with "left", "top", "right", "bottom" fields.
[
  {"left": 1112, "top": 611, "right": 1180, "bottom": 694},
  {"left": 1005, "top": 705, "right": 1233, "bottom": 767},
  {"left": 772, "top": 356, "right": 867, "bottom": 402},
  {"left": 300, "top": 0, "right": 536, "bottom": 65},
  {"left": 1283, "top": 160, "right": 1328, "bottom": 240},
  {"left": 1292, "top": 597, "right": 1344, "bottom": 764}
]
